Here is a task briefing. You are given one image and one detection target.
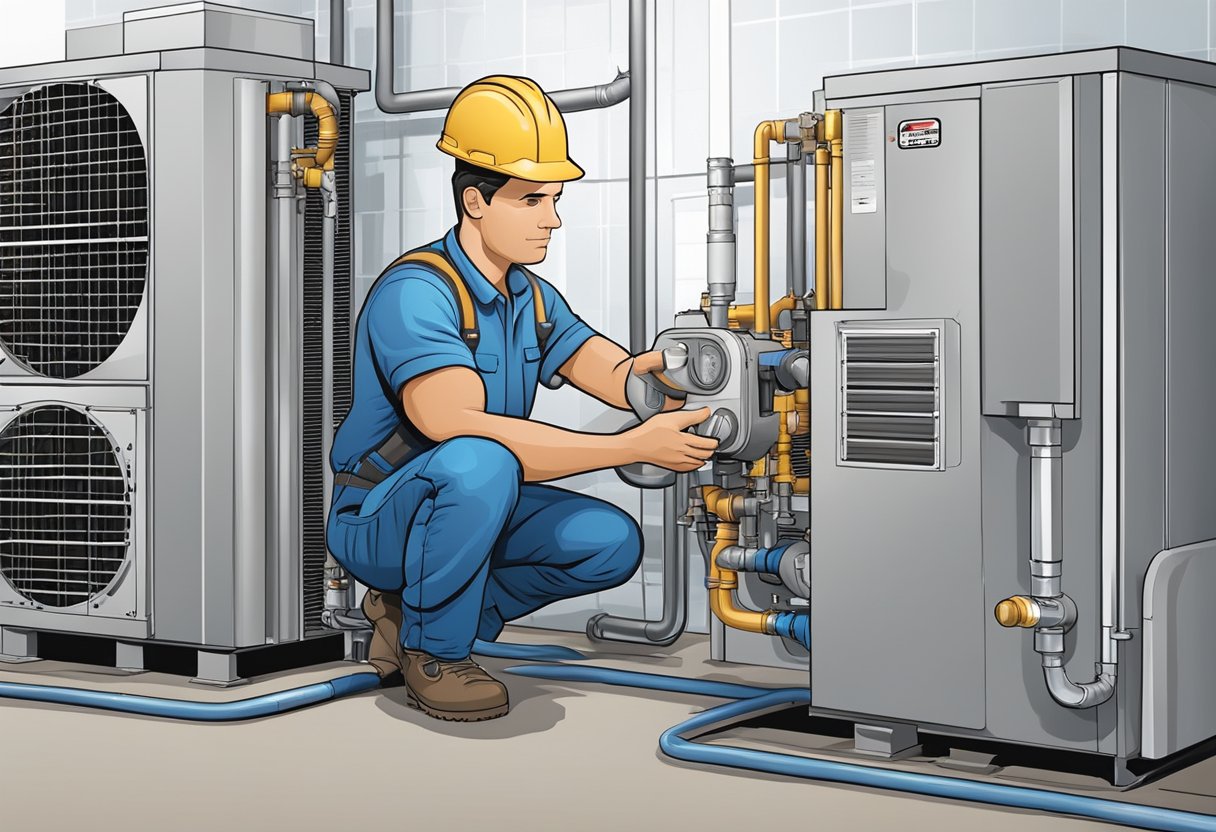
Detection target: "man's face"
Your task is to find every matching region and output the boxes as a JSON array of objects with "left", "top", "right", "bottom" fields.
[{"left": 464, "top": 178, "right": 563, "bottom": 266}]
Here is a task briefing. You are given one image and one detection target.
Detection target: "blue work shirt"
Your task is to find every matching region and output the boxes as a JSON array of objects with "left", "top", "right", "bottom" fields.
[{"left": 331, "top": 226, "right": 597, "bottom": 475}]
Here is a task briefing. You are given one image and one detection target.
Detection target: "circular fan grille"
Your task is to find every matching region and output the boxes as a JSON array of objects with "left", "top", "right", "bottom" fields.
[
  {"left": 0, "top": 406, "right": 132, "bottom": 608},
  {"left": 0, "top": 82, "right": 149, "bottom": 379}
]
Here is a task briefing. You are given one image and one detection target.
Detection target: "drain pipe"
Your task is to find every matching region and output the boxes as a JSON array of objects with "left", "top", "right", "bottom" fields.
[
  {"left": 995, "top": 419, "right": 1115, "bottom": 708},
  {"left": 374, "top": 0, "right": 630, "bottom": 114}
]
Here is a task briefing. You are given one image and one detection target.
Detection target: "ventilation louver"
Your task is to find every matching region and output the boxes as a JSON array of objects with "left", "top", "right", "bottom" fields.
[
  {"left": 839, "top": 327, "right": 941, "bottom": 469},
  {"left": 0, "top": 82, "right": 149, "bottom": 379},
  {"left": 0, "top": 405, "right": 132, "bottom": 608}
]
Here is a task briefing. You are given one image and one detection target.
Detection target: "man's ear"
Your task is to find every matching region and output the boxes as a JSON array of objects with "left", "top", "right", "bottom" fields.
[{"left": 462, "top": 186, "right": 485, "bottom": 220}]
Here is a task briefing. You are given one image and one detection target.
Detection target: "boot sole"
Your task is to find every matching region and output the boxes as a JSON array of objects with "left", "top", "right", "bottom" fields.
[{"left": 406, "top": 690, "right": 509, "bottom": 722}]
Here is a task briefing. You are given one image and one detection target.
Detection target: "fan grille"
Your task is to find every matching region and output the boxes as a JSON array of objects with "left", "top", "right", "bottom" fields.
[
  {"left": 0, "top": 406, "right": 132, "bottom": 608},
  {"left": 0, "top": 82, "right": 149, "bottom": 379}
]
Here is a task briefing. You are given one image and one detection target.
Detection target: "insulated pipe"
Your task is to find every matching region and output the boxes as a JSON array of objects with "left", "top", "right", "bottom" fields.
[
  {"left": 825, "top": 110, "right": 844, "bottom": 310},
  {"left": 373, "top": 0, "right": 630, "bottom": 115},
  {"left": 267, "top": 89, "right": 340, "bottom": 189},
  {"left": 587, "top": 476, "right": 688, "bottom": 646},
  {"left": 786, "top": 140, "right": 806, "bottom": 298},
  {"left": 813, "top": 144, "right": 830, "bottom": 311},
  {"left": 752, "top": 119, "right": 789, "bottom": 335},
  {"left": 706, "top": 157, "right": 737, "bottom": 330}
]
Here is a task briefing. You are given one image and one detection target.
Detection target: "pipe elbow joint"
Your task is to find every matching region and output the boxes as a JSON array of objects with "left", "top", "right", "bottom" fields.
[{"left": 1041, "top": 656, "right": 1116, "bottom": 709}]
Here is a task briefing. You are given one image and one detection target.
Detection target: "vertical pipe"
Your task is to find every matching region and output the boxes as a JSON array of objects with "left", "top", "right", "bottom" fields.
[
  {"left": 629, "top": 0, "right": 647, "bottom": 353},
  {"left": 235, "top": 80, "right": 268, "bottom": 646},
  {"left": 826, "top": 110, "right": 844, "bottom": 310},
  {"left": 329, "top": 0, "right": 345, "bottom": 64},
  {"left": 706, "top": 157, "right": 736, "bottom": 329},
  {"left": 786, "top": 141, "right": 806, "bottom": 298},
  {"left": 321, "top": 212, "right": 336, "bottom": 562},
  {"left": 753, "top": 120, "right": 786, "bottom": 334},
  {"left": 814, "top": 146, "right": 830, "bottom": 311}
]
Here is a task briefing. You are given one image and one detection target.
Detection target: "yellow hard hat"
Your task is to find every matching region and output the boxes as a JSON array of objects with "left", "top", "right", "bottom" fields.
[{"left": 437, "top": 75, "right": 585, "bottom": 182}]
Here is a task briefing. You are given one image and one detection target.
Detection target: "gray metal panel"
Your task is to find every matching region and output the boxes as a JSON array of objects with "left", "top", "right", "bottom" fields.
[
  {"left": 151, "top": 70, "right": 238, "bottom": 646},
  {"left": 980, "top": 78, "right": 1076, "bottom": 415},
  {"left": 0, "top": 53, "right": 160, "bottom": 87},
  {"left": 825, "top": 48, "right": 1216, "bottom": 103},
  {"left": 233, "top": 78, "right": 268, "bottom": 648},
  {"left": 65, "top": 23, "right": 124, "bottom": 60},
  {"left": 841, "top": 108, "right": 885, "bottom": 309},
  {"left": 1165, "top": 81, "right": 1216, "bottom": 548},
  {"left": 1141, "top": 540, "right": 1216, "bottom": 758},
  {"left": 827, "top": 85, "right": 980, "bottom": 111},
  {"left": 1117, "top": 73, "right": 1166, "bottom": 632},
  {"left": 311, "top": 63, "right": 372, "bottom": 92},
  {"left": 0, "top": 607, "right": 149, "bottom": 639},
  {"left": 159, "top": 47, "right": 314, "bottom": 80},
  {"left": 825, "top": 49, "right": 1120, "bottom": 101},
  {"left": 811, "top": 97, "right": 985, "bottom": 730},
  {"left": 123, "top": 6, "right": 313, "bottom": 60}
]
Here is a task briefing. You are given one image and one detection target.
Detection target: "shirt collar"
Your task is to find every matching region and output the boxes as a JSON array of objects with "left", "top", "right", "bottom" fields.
[{"left": 442, "top": 226, "right": 530, "bottom": 304}]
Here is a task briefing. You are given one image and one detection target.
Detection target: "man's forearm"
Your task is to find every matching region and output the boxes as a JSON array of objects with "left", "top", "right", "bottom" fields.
[{"left": 431, "top": 409, "right": 634, "bottom": 482}]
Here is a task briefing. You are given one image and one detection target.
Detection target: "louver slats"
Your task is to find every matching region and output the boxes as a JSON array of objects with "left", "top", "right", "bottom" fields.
[{"left": 840, "top": 329, "right": 941, "bottom": 469}]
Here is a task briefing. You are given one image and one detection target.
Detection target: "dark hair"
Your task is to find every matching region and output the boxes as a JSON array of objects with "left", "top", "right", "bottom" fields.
[{"left": 452, "top": 159, "right": 511, "bottom": 221}]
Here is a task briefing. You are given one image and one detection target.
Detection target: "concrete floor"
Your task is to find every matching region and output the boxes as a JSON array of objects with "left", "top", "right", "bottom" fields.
[{"left": 0, "top": 627, "right": 1210, "bottom": 832}]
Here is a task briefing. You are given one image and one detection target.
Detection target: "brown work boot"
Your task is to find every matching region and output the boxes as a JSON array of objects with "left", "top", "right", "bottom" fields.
[
  {"left": 361, "top": 590, "right": 407, "bottom": 683},
  {"left": 403, "top": 649, "right": 509, "bottom": 721}
]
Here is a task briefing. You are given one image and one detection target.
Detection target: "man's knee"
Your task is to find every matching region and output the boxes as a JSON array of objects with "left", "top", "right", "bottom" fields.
[
  {"left": 570, "top": 504, "right": 643, "bottom": 586},
  {"left": 425, "top": 437, "right": 521, "bottom": 506}
]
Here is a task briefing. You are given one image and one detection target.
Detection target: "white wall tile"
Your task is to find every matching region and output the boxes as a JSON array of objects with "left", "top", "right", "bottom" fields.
[
  {"left": 853, "top": 2, "right": 914, "bottom": 61},
  {"left": 917, "top": 0, "right": 974, "bottom": 56},
  {"left": 1061, "top": 0, "right": 1123, "bottom": 48},
  {"left": 734, "top": 0, "right": 778, "bottom": 23},
  {"left": 1126, "top": 0, "right": 1206, "bottom": 53},
  {"left": 974, "top": 0, "right": 1060, "bottom": 52}
]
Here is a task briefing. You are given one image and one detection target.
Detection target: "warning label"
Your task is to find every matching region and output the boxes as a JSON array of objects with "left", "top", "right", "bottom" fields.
[{"left": 897, "top": 118, "right": 941, "bottom": 149}]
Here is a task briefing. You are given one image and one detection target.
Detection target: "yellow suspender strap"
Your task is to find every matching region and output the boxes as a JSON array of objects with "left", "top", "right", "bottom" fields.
[
  {"left": 386, "top": 249, "right": 552, "bottom": 349},
  {"left": 392, "top": 250, "right": 480, "bottom": 348}
]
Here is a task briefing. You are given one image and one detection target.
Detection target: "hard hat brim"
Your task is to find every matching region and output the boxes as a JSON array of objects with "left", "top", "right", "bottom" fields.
[{"left": 438, "top": 142, "right": 586, "bottom": 183}]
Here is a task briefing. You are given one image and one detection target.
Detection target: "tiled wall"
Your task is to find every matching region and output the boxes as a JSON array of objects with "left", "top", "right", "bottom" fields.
[{"left": 59, "top": 0, "right": 1216, "bottom": 635}]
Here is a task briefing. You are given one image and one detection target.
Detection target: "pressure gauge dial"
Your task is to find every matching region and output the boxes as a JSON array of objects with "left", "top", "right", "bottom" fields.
[{"left": 689, "top": 341, "right": 727, "bottom": 392}]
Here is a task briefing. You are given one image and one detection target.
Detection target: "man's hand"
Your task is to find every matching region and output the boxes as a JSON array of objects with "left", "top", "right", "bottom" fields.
[
  {"left": 625, "top": 407, "right": 717, "bottom": 472},
  {"left": 630, "top": 350, "right": 684, "bottom": 412}
]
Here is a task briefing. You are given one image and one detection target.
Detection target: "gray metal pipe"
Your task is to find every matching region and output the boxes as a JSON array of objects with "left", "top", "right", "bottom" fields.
[
  {"left": 330, "top": 0, "right": 344, "bottom": 65},
  {"left": 628, "top": 0, "right": 647, "bottom": 353},
  {"left": 587, "top": 478, "right": 687, "bottom": 646},
  {"left": 706, "top": 157, "right": 736, "bottom": 329},
  {"left": 374, "top": 0, "right": 630, "bottom": 114}
]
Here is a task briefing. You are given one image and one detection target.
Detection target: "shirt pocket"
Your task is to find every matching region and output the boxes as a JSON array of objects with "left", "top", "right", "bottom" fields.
[
  {"left": 475, "top": 351, "right": 500, "bottom": 373},
  {"left": 523, "top": 345, "right": 542, "bottom": 363}
]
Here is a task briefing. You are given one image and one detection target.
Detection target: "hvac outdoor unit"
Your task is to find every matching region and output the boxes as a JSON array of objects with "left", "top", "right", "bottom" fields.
[
  {"left": 0, "top": 3, "right": 368, "bottom": 682},
  {"left": 809, "top": 48, "right": 1216, "bottom": 780}
]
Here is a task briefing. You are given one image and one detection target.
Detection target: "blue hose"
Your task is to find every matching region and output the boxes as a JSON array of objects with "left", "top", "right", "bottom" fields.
[
  {"left": 0, "top": 672, "right": 381, "bottom": 722},
  {"left": 503, "top": 664, "right": 1216, "bottom": 832},
  {"left": 505, "top": 663, "right": 775, "bottom": 700},
  {"left": 472, "top": 639, "right": 587, "bottom": 662}
]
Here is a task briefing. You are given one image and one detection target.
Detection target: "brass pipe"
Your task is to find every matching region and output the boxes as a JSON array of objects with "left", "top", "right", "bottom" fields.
[
  {"left": 825, "top": 109, "right": 844, "bottom": 310},
  {"left": 794, "top": 476, "right": 809, "bottom": 495},
  {"left": 793, "top": 388, "right": 809, "bottom": 436},
  {"left": 774, "top": 394, "right": 795, "bottom": 486},
  {"left": 706, "top": 292, "right": 798, "bottom": 331},
  {"left": 753, "top": 119, "right": 789, "bottom": 334},
  {"left": 267, "top": 90, "right": 340, "bottom": 189},
  {"left": 813, "top": 145, "right": 830, "bottom": 311}
]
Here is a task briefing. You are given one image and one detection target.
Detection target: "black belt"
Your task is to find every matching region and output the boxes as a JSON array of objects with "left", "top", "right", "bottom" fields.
[{"left": 335, "top": 424, "right": 428, "bottom": 490}]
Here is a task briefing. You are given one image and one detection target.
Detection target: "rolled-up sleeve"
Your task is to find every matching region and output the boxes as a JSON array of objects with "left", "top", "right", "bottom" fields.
[
  {"left": 367, "top": 272, "right": 477, "bottom": 395},
  {"left": 538, "top": 281, "right": 596, "bottom": 386}
]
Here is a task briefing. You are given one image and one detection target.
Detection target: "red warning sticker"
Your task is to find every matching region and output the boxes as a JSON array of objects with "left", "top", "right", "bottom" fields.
[{"left": 897, "top": 118, "right": 941, "bottom": 149}]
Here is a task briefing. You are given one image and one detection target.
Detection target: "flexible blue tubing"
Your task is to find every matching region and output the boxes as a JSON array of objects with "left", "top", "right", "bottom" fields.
[
  {"left": 502, "top": 664, "right": 1216, "bottom": 832},
  {"left": 471, "top": 639, "right": 587, "bottom": 662},
  {"left": 0, "top": 672, "right": 381, "bottom": 722}
]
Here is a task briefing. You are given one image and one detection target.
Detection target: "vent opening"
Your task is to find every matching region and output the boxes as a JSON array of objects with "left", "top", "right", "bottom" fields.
[
  {"left": 0, "top": 405, "right": 132, "bottom": 608},
  {"left": 0, "top": 82, "right": 149, "bottom": 379}
]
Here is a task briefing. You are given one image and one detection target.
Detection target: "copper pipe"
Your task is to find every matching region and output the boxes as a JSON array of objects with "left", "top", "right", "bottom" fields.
[
  {"left": 705, "top": 292, "right": 798, "bottom": 331},
  {"left": 701, "top": 487, "right": 778, "bottom": 636},
  {"left": 753, "top": 119, "right": 789, "bottom": 334},
  {"left": 794, "top": 476, "right": 809, "bottom": 494},
  {"left": 825, "top": 109, "right": 844, "bottom": 310},
  {"left": 773, "top": 394, "right": 795, "bottom": 486},
  {"left": 267, "top": 90, "right": 340, "bottom": 189},
  {"left": 813, "top": 145, "right": 830, "bottom": 311}
]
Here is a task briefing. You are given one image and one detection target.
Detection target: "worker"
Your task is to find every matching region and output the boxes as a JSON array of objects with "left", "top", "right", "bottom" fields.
[{"left": 326, "top": 76, "right": 716, "bottom": 722}]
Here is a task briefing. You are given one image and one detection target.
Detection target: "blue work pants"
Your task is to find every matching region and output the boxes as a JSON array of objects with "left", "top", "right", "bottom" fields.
[{"left": 327, "top": 437, "right": 643, "bottom": 660}]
